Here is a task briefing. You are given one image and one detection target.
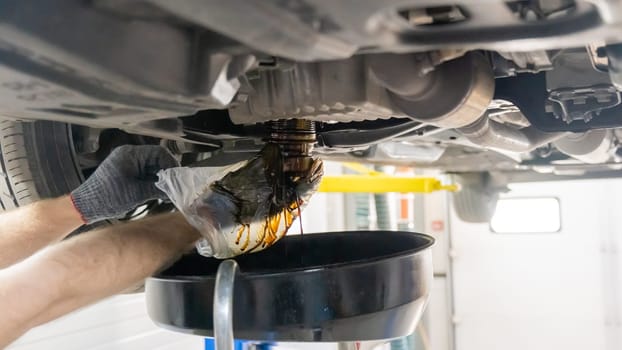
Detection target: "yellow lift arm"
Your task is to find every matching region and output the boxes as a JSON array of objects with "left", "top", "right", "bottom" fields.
[{"left": 318, "top": 163, "right": 458, "bottom": 194}]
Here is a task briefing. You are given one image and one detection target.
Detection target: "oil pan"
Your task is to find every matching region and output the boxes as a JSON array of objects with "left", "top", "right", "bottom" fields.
[{"left": 145, "top": 230, "right": 434, "bottom": 342}]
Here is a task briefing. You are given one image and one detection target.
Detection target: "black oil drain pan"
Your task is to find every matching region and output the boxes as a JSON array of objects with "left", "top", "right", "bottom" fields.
[{"left": 146, "top": 230, "right": 434, "bottom": 342}]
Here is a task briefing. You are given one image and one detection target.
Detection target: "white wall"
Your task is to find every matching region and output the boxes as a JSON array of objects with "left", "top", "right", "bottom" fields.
[
  {"left": 8, "top": 294, "right": 204, "bottom": 350},
  {"left": 420, "top": 189, "right": 454, "bottom": 350},
  {"left": 449, "top": 179, "right": 622, "bottom": 350}
]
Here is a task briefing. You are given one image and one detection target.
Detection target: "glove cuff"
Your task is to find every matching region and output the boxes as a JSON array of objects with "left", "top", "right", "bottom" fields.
[{"left": 69, "top": 189, "right": 99, "bottom": 225}]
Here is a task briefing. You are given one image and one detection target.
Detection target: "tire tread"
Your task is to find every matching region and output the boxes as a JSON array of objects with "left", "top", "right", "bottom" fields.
[{"left": 0, "top": 121, "right": 40, "bottom": 210}]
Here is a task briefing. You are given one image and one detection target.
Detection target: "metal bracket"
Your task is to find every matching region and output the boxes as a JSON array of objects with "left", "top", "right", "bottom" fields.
[{"left": 548, "top": 85, "right": 621, "bottom": 123}]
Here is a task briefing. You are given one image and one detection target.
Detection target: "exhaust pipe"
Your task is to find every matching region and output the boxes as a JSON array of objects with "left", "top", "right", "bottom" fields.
[
  {"left": 459, "top": 117, "right": 565, "bottom": 152},
  {"left": 373, "top": 51, "right": 563, "bottom": 152}
]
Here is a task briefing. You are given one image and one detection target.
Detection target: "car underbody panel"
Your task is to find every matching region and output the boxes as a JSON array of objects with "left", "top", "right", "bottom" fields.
[{"left": 2, "top": 0, "right": 622, "bottom": 179}]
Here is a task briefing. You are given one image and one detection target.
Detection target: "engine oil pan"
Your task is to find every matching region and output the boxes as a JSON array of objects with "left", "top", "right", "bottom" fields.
[{"left": 145, "top": 231, "right": 434, "bottom": 342}]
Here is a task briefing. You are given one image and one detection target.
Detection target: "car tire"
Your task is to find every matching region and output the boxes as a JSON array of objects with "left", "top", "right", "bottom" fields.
[
  {"left": 452, "top": 172, "right": 500, "bottom": 223},
  {"left": 0, "top": 120, "right": 83, "bottom": 211}
]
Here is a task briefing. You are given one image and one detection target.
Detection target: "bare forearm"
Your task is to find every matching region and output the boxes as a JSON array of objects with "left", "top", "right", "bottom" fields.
[
  {"left": 0, "top": 212, "right": 199, "bottom": 348},
  {"left": 0, "top": 196, "right": 83, "bottom": 268},
  {"left": 46, "top": 212, "right": 199, "bottom": 308}
]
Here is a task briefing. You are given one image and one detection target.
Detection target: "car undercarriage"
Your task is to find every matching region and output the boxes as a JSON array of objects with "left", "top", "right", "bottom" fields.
[{"left": 2, "top": 0, "right": 622, "bottom": 221}]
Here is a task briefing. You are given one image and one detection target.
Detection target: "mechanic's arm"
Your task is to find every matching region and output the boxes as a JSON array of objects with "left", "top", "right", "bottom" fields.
[
  {"left": 0, "top": 145, "right": 178, "bottom": 268},
  {"left": 0, "top": 196, "right": 83, "bottom": 268},
  {"left": 0, "top": 212, "right": 200, "bottom": 349}
]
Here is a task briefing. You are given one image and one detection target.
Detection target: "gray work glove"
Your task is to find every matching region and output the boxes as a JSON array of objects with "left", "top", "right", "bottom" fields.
[{"left": 70, "top": 145, "right": 179, "bottom": 224}]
